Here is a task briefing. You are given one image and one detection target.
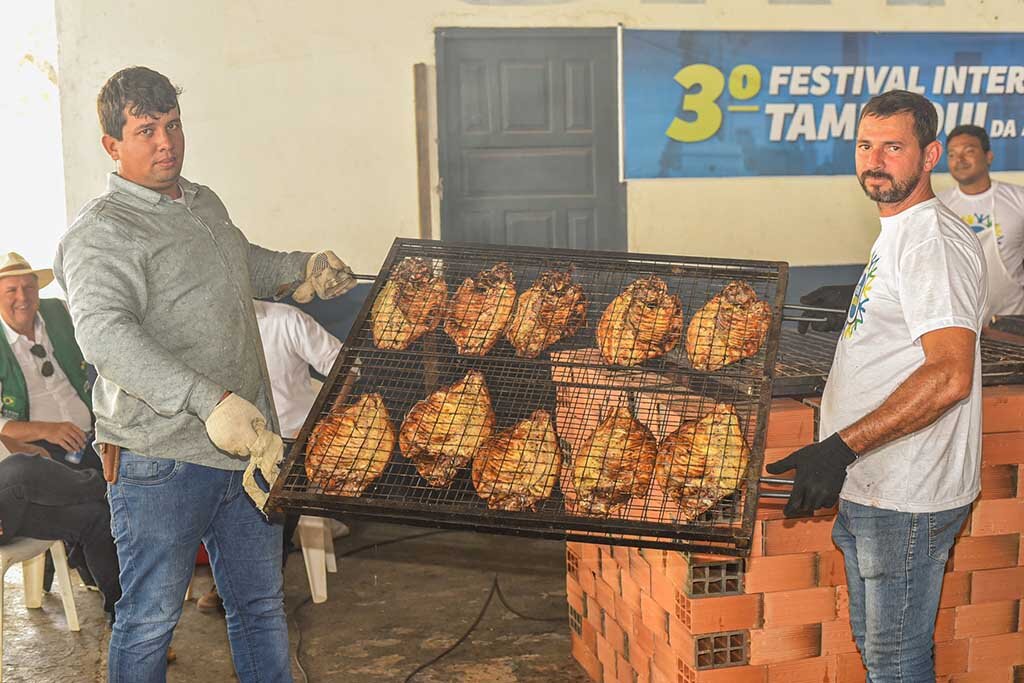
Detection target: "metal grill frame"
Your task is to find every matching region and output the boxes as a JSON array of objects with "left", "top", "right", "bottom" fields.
[
  {"left": 267, "top": 238, "right": 789, "bottom": 555},
  {"left": 774, "top": 327, "right": 1024, "bottom": 397}
]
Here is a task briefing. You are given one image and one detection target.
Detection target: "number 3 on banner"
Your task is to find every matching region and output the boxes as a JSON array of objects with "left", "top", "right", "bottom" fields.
[
  {"left": 665, "top": 64, "right": 761, "bottom": 143},
  {"left": 666, "top": 64, "right": 724, "bottom": 143}
]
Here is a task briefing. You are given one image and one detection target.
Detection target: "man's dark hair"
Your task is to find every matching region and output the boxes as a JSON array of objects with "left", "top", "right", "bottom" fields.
[
  {"left": 859, "top": 89, "right": 938, "bottom": 149},
  {"left": 97, "top": 66, "right": 182, "bottom": 140},
  {"left": 947, "top": 124, "right": 991, "bottom": 153}
]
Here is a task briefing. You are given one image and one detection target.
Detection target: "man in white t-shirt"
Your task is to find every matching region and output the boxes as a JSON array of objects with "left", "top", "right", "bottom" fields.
[
  {"left": 938, "top": 124, "right": 1024, "bottom": 322},
  {"left": 767, "top": 90, "right": 987, "bottom": 682}
]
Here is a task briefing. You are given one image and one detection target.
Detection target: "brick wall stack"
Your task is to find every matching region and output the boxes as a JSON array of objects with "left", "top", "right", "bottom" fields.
[{"left": 566, "top": 387, "right": 1024, "bottom": 683}]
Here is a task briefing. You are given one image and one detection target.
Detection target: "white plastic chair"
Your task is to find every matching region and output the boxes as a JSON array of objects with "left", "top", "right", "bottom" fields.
[
  {"left": 0, "top": 538, "right": 80, "bottom": 681},
  {"left": 296, "top": 516, "right": 337, "bottom": 604}
]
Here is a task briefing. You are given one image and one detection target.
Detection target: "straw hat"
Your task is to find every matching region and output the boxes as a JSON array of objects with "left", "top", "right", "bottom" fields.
[{"left": 0, "top": 252, "right": 54, "bottom": 289}]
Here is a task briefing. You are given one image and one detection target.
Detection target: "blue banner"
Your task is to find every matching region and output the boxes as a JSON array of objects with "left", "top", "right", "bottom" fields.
[{"left": 623, "top": 30, "right": 1024, "bottom": 178}]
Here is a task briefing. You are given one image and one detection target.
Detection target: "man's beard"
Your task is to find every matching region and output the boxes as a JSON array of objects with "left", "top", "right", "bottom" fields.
[{"left": 858, "top": 167, "right": 922, "bottom": 204}]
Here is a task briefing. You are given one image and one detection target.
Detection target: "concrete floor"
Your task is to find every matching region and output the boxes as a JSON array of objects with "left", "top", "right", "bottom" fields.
[{"left": 2, "top": 522, "right": 588, "bottom": 682}]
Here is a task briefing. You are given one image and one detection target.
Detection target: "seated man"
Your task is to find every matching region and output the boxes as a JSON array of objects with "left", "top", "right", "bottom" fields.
[
  {"left": 0, "top": 432, "right": 120, "bottom": 620},
  {"left": 0, "top": 253, "right": 97, "bottom": 470}
]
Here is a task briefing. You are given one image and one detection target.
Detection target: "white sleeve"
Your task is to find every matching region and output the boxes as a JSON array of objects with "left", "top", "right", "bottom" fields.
[
  {"left": 899, "top": 236, "right": 985, "bottom": 341},
  {"left": 288, "top": 309, "right": 343, "bottom": 377}
]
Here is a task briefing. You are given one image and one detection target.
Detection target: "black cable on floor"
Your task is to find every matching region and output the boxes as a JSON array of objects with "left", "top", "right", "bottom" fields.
[
  {"left": 288, "top": 529, "right": 567, "bottom": 683},
  {"left": 288, "top": 529, "right": 450, "bottom": 683}
]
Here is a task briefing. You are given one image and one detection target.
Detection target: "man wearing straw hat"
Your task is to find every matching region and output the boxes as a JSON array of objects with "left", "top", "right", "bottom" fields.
[
  {"left": 0, "top": 252, "right": 96, "bottom": 469},
  {"left": 54, "top": 66, "right": 356, "bottom": 682}
]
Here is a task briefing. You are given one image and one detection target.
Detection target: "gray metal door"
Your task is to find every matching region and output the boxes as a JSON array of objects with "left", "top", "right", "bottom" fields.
[{"left": 437, "top": 29, "right": 626, "bottom": 251}]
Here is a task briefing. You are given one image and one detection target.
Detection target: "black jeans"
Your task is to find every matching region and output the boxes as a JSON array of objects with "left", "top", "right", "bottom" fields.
[{"left": 0, "top": 454, "right": 120, "bottom": 613}]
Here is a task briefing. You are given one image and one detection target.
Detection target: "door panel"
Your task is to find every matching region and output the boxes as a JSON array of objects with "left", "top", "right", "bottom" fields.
[{"left": 438, "top": 29, "right": 626, "bottom": 251}]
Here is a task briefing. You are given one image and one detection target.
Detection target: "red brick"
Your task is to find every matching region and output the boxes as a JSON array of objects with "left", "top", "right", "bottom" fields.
[
  {"left": 567, "top": 581, "right": 585, "bottom": 616},
  {"left": 981, "top": 385, "right": 1024, "bottom": 434},
  {"left": 640, "top": 591, "right": 668, "bottom": 637},
  {"left": 980, "top": 465, "right": 1019, "bottom": 500},
  {"left": 836, "top": 651, "right": 867, "bottom": 682},
  {"left": 692, "top": 665, "right": 768, "bottom": 682},
  {"left": 744, "top": 553, "right": 818, "bottom": 594},
  {"left": 749, "top": 624, "right": 822, "bottom": 665},
  {"left": 595, "top": 577, "right": 617, "bottom": 613},
  {"left": 983, "top": 432, "right": 1024, "bottom": 465},
  {"left": 662, "top": 551, "right": 689, "bottom": 587},
  {"left": 955, "top": 600, "right": 1020, "bottom": 639},
  {"left": 571, "top": 632, "right": 603, "bottom": 682},
  {"left": 630, "top": 620, "right": 655, "bottom": 662},
  {"left": 613, "top": 594, "right": 635, "bottom": 635},
  {"left": 935, "top": 607, "right": 956, "bottom": 642},
  {"left": 834, "top": 585, "right": 850, "bottom": 621},
  {"left": 596, "top": 632, "right": 617, "bottom": 677},
  {"left": 969, "top": 499, "right": 1024, "bottom": 536},
  {"left": 766, "top": 655, "right": 837, "bottom": 683},
  {"left": 582, "top": 620, "right": 599, "bottom": 654},
  {"left": 950, "top": 669, "right": 1015, "bottom": 682},
  {"left": 940, "top": 572, "right": 973, "bottom": 609},
  {"left": 680, "top": 592, "right": 763, "bottom": 634},
  {"left": 750, "top": 520, "right": 766, "bottom": 558},
  {"left": 604, "top": 617, "right": 626, "bottom": 656},
  {"left": 817, "top": 550, "right": 848, "bottom": 587},
  {"left": 580, "top": 569, "right": 598, "bottom": 596},
  {"left": 651, "top": 636, "right": 681, "bottom": 674},
  {"left": 647, "top": 567, "right": 676, "bottom": 615},
  {"left": 821, "top": 617, "right": 858, "bottom": 655},
  {"left": 615, "top": 653, "right": 637, "bottom": 683},
  {"left": 762, "top": 517, "right": 837, "bottom": 556},
  {"left": 952, "top": 534, "right": 1021, "bottom": 572},
  {"left": 763, "top": 587, "right": 837, "bottom": 628},
  {"left": 935, "top": 639, "right": 970, "bottom": 676},
  {"left": 620, "top": 570, "right": 642, "bottom": 612},
  {"left": 765, "top": 399, "right": 816, "bottom": 448},
  {"left": 967, "top": 631, "right": 1024, "bottom": 670}
]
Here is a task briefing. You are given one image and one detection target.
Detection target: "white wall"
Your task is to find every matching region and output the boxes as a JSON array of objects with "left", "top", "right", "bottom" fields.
[{"left": 55, "top": 0, "right": 1024, "bottom": 276}]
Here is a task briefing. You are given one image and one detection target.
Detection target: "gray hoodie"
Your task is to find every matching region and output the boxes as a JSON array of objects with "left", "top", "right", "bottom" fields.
[{"left": 55, "top": 173, "right": 310, "bottom": 470}]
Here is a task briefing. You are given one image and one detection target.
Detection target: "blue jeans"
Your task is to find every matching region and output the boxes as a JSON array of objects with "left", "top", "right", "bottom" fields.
[
  {"left": 107, "top": 451, "right": 290, "bottom": 683},
  {"left": 831, "top": 499, "right": 970, "bottom": 683}
]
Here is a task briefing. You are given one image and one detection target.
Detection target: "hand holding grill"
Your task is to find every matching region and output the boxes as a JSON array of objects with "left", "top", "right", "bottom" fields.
[
  {"left": 764, "top": 433, "right": 857, "bottom": 517},
  {"left": 796, "top": 284, "right": 856, "bottom": 334},
  {"left": 205, "top": 393, "right": 268, "bottom": 457},
  {"left": 293, "top": 250, "right": 357, "bottom": 303}
]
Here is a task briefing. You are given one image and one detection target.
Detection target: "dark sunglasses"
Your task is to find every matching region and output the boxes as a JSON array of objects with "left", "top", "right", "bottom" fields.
[{"left": 29, "top": 344, "right": 54, "bottom": 378}]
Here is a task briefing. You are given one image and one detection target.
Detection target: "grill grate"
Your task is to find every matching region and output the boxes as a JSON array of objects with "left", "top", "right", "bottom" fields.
[
  {"left": 774, "top": 327, "right": 1024, "bottom": 396},
  {"left": 267, "top": 239, "right": 788, "bottom": 554}
]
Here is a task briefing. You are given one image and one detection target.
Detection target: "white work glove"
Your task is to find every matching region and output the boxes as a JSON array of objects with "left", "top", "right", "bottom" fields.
[
  {"left": 242, "top": 428, "right": 285, "bottom": 513},
  {"left": 292, "top": 250, "right": 357, "bottom": 303},
  {"left": 205, "top": 393, "right": 285, "bottom": 512},
  {"left": 205, "top": 393, "right": 268, "bottom": 457}
]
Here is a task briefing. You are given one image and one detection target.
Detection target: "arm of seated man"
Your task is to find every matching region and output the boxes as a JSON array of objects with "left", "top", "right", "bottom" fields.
[
  {"left": 0, "top": 420, "right": 86, "bottom": 453},
  {"left": 0, "top": 432, "right": 51, "bottom": 458}
]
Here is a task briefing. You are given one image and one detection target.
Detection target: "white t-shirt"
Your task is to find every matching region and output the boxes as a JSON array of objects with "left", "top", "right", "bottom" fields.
[
  {"left": 820, "top": 198, "right": 987, "bottom": 513},
  {"left": 254, "top": 300, "right": 342, "bottom": 439},
  {"left": 939, "top": 180, "right": 1024, "bottom": 290},
  {"left": 0, "top": 313, "right": 93, "bottom": 435}
]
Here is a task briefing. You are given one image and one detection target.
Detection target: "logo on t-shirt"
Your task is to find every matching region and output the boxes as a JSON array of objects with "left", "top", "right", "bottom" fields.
[
  {"left": 960, "top": 212, "right": 1005, "bottom": 246},
  {"left": 843, "top": 251, "right": 880, "bottom": 339}
]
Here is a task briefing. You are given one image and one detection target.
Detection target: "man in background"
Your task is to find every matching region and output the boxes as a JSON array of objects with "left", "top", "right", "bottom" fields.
[{"left": 938, "top": 124, "right": 1024, "bottom": 323}]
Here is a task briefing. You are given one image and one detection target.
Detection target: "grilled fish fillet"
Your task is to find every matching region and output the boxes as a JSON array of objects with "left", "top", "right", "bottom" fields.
[
  {"left": 506, "top": 269, "right": 587, "bottom": 358},
  {"left": 399, "top": 370, "right": 495, "bottom": 486},
  {"left": 472, "top": 409, "right": 562, "bottom": 511},
  {"left": 686, "top": 280, "right": 771, "bottom": 372},
  {"left": 305, "top": 393, "right": 395, "bottom": 496},
  {"left": 656, "top": 404, "right": 750, "bottom": 519},
  {"left": 371, "top": 257, "right": 447, "bottom": 350},
  {"left": 572, "top": 406, "right": 658, "bottom": 514},
  {"left": 444, "top": 263, "right": 517, "bottom": 356},
  {"left": 597, "top": 276, "right": 683, "bottom": 366}
]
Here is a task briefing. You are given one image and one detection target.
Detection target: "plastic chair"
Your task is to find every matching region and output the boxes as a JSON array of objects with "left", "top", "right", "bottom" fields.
[
  {"left": 296, "top": 516, "right": 337, "bottom": 603},
  {"left": 0, "top": 538, "right": 80, "bottom": 681}
]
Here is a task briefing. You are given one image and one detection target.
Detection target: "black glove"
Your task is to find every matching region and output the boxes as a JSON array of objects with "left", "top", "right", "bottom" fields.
[
  {"left": 797, "top": 284, "right": 857, "bottom": 334},
  {"left": 765, "top": 433, "right": 857, "bottom": 517}
]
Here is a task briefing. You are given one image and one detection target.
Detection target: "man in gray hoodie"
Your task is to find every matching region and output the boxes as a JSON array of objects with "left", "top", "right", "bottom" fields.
[{"left": 54, "top": 66, "right": 355, "bottom": 683}]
